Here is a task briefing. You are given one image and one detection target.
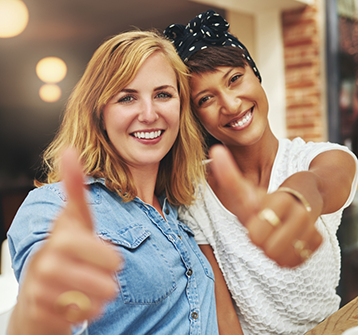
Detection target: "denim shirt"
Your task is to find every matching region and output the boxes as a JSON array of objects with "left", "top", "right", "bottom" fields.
[{"left": 7, "top": 178, "right": 219, "bottom": 335}]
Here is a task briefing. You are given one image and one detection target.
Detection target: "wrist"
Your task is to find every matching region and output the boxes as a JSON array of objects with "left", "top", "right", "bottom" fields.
[{"left": 276, "top": 187, "right": 312, "bottom": 212}]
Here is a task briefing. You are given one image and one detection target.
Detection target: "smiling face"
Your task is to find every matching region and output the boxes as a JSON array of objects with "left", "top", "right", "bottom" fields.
[
  {"left": 103, "top": 52, "right": 180, "bottom": 171},
  {"left": 190, "top": 65, "right": 269, "bottom": 148}
]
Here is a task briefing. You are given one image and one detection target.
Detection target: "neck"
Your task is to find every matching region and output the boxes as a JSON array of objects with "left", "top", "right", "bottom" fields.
[
  {"left": 128, "top": 163, "right": 164, "bottom": 215},
  {"left": 225, "top": 130, "right": 279, "bottom": 189}
]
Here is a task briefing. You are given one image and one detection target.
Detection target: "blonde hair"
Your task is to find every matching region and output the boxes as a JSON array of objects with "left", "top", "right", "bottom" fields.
[{"left": 36, "top": 30, "right": 206, "bottom": 206}]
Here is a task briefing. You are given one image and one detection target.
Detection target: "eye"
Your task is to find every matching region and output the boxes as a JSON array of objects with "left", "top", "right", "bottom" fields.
[
  {"left": 156, "top": 92, "right": 172, "bottom": 99},
  {"left": 198, "top": 96, "right": 210, "bottom": 107},
  {"left": 117, "top": 95, "right": 135, "bottom": 103},
  {"left": 230, "top": 74, "right": 242, "bottom": 84}
]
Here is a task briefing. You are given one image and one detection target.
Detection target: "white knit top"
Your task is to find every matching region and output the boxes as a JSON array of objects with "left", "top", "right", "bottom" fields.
[{"left": 179, "top": 138, "right": 358, "bottom": 335}]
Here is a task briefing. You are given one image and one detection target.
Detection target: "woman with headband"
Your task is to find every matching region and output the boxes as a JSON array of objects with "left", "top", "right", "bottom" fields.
[
  {"left": 165, "top": 10, "right": 358, "bottom": 335},
  {"left": 7, "top": 30, "right": 222, "bottom": 335}
]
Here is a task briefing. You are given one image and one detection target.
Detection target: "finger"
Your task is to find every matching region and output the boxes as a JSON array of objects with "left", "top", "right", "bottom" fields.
[
  {"left": 41, "top": 229, "right": 122, "bottom": 273},
  {"left": 209, "top": 145, "right": 261, "bottom": 223},
  {"left": 38, "top": 253, "right": 119, "bottom": 302},
  {"left": 276, "top": 233, "right": 314, "bottom": 268},
  {"left": 309, "top": 229, "right": 323, "bottom": 252},
  {"left": 60, "top": 147, "right": 93, "bottom": 231},
  {"left": 29, "top": 279, "right": 107, "bottom": 326},
  {"left": 246, "top": 214, "right": 278, "bottom": 247},
  {"left": 247, "top": 190, "right": 314, "bottom": 258},
  {"left": 264, "top": 210, "right": 310, "bottom": 259},
  {"left": 29, "top": 239, "right": 121, "bottom": 322},
  {"left": 263, "top": 208, "right": 318, "bottom": 267},
  {"left": 246, "top": 192, "right": 290, "bottom": 246}
]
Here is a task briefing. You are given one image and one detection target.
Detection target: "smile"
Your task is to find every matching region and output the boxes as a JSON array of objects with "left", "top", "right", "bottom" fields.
[
  {"left": 226, "top": 109, "right": 253, "bottom": 128},
  {"left": 132, "top": 130, "right": 163, "bottom": 139}
]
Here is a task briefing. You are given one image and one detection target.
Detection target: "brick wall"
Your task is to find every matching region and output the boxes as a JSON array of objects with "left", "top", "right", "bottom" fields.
[{"left": 282, "top": 2, "right": 324, "bottom": 142}]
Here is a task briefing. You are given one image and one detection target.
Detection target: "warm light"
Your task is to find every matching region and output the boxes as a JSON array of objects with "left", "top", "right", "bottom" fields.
[
  {"left": 39, "top": 84, "right": 62, "bottom": 103},
  {"left": 0, "top": 0, "right": 29, "bottom": 38},
  {"left": 36, "top": 57, "right": 67, "bottom": 83}
]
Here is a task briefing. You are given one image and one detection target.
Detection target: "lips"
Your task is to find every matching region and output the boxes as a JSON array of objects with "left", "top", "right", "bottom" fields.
[
  {"left": 226, "top": 108, "right": 253, "bottom": 128},
  {"left": 131, "top": 130, "right": 163, "bottom": 139}
]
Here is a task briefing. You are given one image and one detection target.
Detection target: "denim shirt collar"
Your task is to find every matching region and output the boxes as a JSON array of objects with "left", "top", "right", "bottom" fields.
[
  {"left": 84, "top": 176, "right": 168, "bottom": 210},
  {"left": 84, "top": 176, "right": 105, "bottom": 186}
]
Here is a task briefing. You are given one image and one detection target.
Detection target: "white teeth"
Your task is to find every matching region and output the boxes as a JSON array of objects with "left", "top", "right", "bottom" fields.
[
  {"left": 133, "top": 130, "right": 162, "bottom": 139},
  {"left": 229, "top": 110, "right": 252, "bottom": 127}
]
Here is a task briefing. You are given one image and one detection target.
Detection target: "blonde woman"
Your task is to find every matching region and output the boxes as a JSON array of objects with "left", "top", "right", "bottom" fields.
[{"left": 7, "top": 30, "right": 222, "bottom": 335}]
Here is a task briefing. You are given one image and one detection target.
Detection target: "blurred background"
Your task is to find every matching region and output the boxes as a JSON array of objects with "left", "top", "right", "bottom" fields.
[{"left": 0, "top": 0, "right": 358, "bottom": 306}]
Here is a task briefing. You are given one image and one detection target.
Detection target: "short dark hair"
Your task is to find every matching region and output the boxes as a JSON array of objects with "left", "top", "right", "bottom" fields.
[{"left": 186, "top": 46, "right": 248, "bottom": 75}]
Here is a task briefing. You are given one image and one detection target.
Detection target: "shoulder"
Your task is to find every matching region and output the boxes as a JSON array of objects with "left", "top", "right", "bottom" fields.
[
  {"left": 8, "top": 180, "right": 118, "bottom": 236},
  {"left": 11, "top": 183, "right": 66, "bottom": 223},
  {"left": 18, "top": 180, "right": 107, "bottom": 208},
  {"left": 281, "top": 137, "right": 352, "bottom": 154},
  {"left": 278, "top": 137, "right": 353, "bottom": 168},
  {"left": 178, "top": 180, "right": 237, "bottom": 232}
]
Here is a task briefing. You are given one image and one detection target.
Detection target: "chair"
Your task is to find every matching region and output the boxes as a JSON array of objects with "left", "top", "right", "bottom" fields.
[{"left": 0, "top": 239, "right": 18, "bottom": 335}]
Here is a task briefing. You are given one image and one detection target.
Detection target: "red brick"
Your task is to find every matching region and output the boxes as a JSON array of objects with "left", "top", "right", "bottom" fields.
[{"left": 282, "top": 0, "right": 323, "bottom": 141}]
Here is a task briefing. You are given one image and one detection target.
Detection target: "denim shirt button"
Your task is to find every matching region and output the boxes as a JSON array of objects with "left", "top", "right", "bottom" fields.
[
  {"left": 186, "top": 269, "right": 193, "bottom": 276},
  {"left": 191, "top": 311, "right": 199, "bottom": 319},
  {"left": 178, "top": 234, "right": 182, "bottom": 240},
  {"left": 165, "top": 208, "right": 170, "bottom": 215}
]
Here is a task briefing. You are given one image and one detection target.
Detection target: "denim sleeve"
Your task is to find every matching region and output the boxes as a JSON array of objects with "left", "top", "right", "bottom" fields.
[{"left": 7, "top": 184, "right": 65, "bottom": 284}]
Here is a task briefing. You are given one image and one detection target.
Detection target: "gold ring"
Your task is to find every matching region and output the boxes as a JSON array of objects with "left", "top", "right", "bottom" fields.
[
  {"left": 258, "top": 208, "right": 281, "bottom": 227},
  {"left": 293, "top": 239, "right": 312, "bottom": 260},
  {"left": 55, "top": 290, "right": 91, "bottom": 323}
]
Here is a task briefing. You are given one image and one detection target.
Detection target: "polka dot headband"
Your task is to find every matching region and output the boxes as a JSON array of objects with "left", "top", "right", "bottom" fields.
[{"left": 164, "top": 9, "right": 261, "bottom": 82}]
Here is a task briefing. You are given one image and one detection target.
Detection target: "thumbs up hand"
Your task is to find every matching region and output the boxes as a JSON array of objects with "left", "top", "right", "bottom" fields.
[
  {"left": 208, "top": 145, "right": 322, "bottom": 268},
  {"left": 9, "top": 148, "right": 121, "bottom": 335}
]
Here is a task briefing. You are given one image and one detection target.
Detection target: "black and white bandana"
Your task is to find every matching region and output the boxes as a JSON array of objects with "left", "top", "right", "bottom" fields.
[{"left": 164, "top": 9, "right": 261, "bottom": 82}]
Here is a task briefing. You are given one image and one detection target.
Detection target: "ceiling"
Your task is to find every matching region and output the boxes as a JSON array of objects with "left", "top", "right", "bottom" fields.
[
  {"left": 190, "top": 0, "right": 313, "bottom": 14},
  {"left": 0, "top": 0, "right": 224, "bottom": 190}
]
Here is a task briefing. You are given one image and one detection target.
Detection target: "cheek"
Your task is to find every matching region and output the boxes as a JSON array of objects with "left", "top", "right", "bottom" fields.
[
  {"left": 102, "top": 108, "right": 109, "bottom": 131},
  {"left": 195, "top": 110, "right": 216, "bottom": 131},
  {"left": 170, "top": 102, "right": 181, "bottom": 126},
  {"left": 103, "top": 114, "right": 128, "bottom": 145},
  {"left": 255, "top": 85, "right": 268, "bottom": 106},
  {"left": 103, "top": 107, "right": 121, "bottom": 134}
]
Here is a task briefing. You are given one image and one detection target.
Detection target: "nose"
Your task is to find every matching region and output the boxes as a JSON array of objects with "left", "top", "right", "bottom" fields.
[
  {"left": 138, "top": 99, "right": 159, "bottom": 123},
  {"left": 219, "top": 92, "right": 241, "bottom": 116}
]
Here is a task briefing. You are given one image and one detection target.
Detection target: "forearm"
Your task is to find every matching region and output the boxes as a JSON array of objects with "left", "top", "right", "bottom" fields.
[
  {"left": 279, "top": 150, "right": 356, "bottom": 216},
  {"left": 278, "top": 171, "right": 323, "bottom": 220},
  {"left": 217, "top": 310, "right": 243, "bottom": 335}
]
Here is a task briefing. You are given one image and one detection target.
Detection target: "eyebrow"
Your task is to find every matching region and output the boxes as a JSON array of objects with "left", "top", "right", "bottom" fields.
[
  {"left": 192, "top": 89, "right": 209, "bottom": 102},
  {"left": 120, "top": 88, "right": 137, "bottom": 93},
  {"left": 192, "top": 68, "right": 234, "bottom": 101},
  {"left": 222, "top": 68, "right": 234, "bottom": 81},
  {"left": 154, "top": 85, "right": 176, "bottom": 91},
  {"left": 120, "top": 85, "right": 176, "bottom": 94}
]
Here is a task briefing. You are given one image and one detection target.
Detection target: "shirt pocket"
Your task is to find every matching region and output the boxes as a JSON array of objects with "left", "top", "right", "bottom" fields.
[{"left": 98, "top": 223, "right": 177, "bottom": 305}]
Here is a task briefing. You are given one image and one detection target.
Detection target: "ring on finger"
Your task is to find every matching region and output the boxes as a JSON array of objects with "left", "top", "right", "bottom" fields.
[
  {"left": 55, "top": 290, "right": 91, "bottom": 323},
  {"left": 293, "top": 239, "right": 312, "bottom": 260},
  {"left": 258, "top": 208, "right": 281, "bottom": 227}
]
